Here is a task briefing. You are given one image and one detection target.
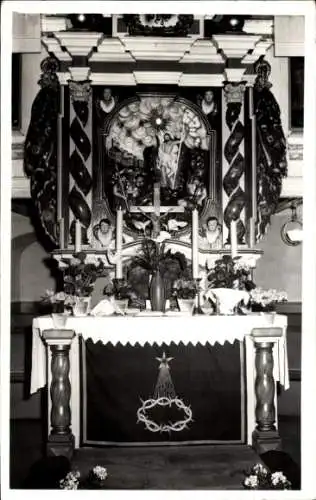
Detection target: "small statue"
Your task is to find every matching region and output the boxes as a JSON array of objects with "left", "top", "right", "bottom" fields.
[
  {"left": 93, "top": 218, "right": 113, "bottom": 248},
  {"left": 199, "top": 89, "right": 218, "bottom": 124},
  {"left": 97, "top": 87, "right": 116, "bottom": 116},
  {"left": 199, "top": 216, "right": 222, "bottom": 250}
]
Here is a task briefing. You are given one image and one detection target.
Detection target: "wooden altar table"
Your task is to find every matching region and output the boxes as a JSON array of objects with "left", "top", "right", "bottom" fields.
[{"left": 31, "top": 314, "right": 288, "bottom": 458}]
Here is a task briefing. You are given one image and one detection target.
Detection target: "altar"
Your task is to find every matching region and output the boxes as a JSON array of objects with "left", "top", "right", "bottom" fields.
[
  {"left": 31, "top": 313, "right": 288, "bottom": 458},
  {"left": 23, "top": 13, "right": 293, "bottom": 465}
]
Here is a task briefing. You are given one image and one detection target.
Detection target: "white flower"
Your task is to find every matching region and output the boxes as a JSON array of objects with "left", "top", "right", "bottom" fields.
[
  {"left": 60, "top": 470, "right": 80, "bottom": 489},
  {"left": 252, "top": 463, "right": 268, "bottom": 476},
  {"left": 93, "top": 465, "right": 108, "bottom": 481},
  {"left": 244, "top": 475, "right": 259, "bottom": 488},
  {"left": 271, "top": 471, "right": 288, "bottom": 485}
]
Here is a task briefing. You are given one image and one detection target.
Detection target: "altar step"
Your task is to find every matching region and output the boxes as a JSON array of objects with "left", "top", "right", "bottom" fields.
[{"left": 71, "top": 444, "right": 261, "bottom": 490}]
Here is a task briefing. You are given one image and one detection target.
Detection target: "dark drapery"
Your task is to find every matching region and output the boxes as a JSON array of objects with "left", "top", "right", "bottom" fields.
[{"left": 81, "top": 339, "right": 245, "bottom": 445}]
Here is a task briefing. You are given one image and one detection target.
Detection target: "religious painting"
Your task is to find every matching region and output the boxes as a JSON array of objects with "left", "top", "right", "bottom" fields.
[{"left": 92, "top": 91, "right": 220, "bottom": 241}]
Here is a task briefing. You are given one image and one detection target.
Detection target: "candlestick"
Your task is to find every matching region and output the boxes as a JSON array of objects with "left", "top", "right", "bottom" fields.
[
  {"left": 230, "top": 220, "right": 238, "bottom": 259},
  {"left": 58, "top": 218, "right": 64, "bottom": 250},
  {"left": 192, "top": 208, "right": 199, "bottom": 279},
  {"left": 116, "top": 208, "right": 123, "bottom": 279},
  {"left": 75, "top": 219, "right": 81, "bottom": 253},
  {"left": 193, "top": 278, "right": 204, "bottom": 316}
]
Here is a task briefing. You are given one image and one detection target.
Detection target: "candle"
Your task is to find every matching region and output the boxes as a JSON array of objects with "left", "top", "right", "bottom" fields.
[
  {"left": 116, "top": 208, "right": 123, "bottom": 279},
  {"left": 58, "top": 218, "right": 64, "bottom": 250},
  {"left": 192, "top": 208, "right": 199, "bottom": 279},
  {"left": 230, "top": 220, "right": 238, "bottom": 259},
  {"left": 75, "top": 219, "right": 81, "bottom": 253}
]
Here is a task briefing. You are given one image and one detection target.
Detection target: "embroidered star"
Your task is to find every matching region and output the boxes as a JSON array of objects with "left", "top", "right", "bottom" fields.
[{"left": 156, "top": 352, "right": 174, "bottom": 369}]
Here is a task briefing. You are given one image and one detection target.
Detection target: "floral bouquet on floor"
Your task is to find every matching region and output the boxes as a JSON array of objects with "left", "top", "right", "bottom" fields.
[
  {"left": 249, "top": 287, "right": 288, "bottom": 312},
  {"left": 60, "top": 465, "right": 108, "bottom": 490},
  {"left": 243, "top": 463, "right": 291, "bottom": 490}
]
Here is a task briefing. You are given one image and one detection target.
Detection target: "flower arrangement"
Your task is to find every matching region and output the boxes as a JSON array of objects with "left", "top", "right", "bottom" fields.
[
  {"left": 60, "top": 465, "right": 108, "bottom": 490},
  {"left": 173, "top": 278, "right": 197, "bottom": 299},
  {"left": 62, "top": 252, "right": 109, "bottom": 298},
  {"left": 243, "top": 463, "right": 291, "bottom": 490},
  {"left": 206, "top": 255, "right": 256, "bottom": 291},
  {"left": 41, "top": 290, "right": 77, "bottom": 312},
  {"left": 249, "top": 287, "right": 288, "bottom": 312}
]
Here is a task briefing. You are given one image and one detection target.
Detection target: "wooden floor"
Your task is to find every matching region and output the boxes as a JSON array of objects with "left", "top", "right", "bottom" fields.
[
  {"left": 10, "top": 417, "right": 300, "bottom": 489},
  {"left": 72, "top": 444, "right": 262, "bottom": 490}
]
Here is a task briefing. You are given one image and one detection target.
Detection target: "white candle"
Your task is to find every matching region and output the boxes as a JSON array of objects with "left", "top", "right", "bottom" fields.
[
  {"left": 116, "top": 208, "right": 123, "bottom": 279},
  {"left": 192, "top": 209, "right": 199, "bottom": 279},
  {"left": 58, "top": 218, "right": 64, "bottom": 250},
  {"left": 230, "top": 220, "right": 238, "bottom": 259},
  {"left": 75, "top": 219, "right": 81, "bottom": 253}
]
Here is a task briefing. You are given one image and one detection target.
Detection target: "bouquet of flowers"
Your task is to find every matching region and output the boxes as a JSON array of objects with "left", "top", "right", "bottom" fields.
[
  {"left": 60, "top": 465, "right": 108, "bottom": 490},
  {"left": 173, "top": 278, "right": 197, "bottom": 299},
  {"left": 41, "top": 289, "right": 77, "bottom": 312},
  {"left": 249, "top": 287, "right": 288, "bottom": 312},
  {"left": 206, "top": 255, "right": 256, "bottom": 291},
  {"left": 243, "top": 463, "right": 291, "bottom": 490},
  {"left": 62, "top": 252, "right": 109, "bottom": 298}
]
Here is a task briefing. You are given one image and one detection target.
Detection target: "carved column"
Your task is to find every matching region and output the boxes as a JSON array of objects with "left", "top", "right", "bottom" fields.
[
  {"left": 43, "top": 329, "right": 75, "bottom": 459},
  {"left": 222, "top": 82, "right": 247, "bottom": 245},
  {"left": 68, "top": 69, "right": 93, "bottom": 246},
  {"left": 251, "top": 327, "right": 282, "bottom": 454}
]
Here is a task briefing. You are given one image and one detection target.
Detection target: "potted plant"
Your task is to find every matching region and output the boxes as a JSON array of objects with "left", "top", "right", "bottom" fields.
[
  {"left": 41, "top": 290, "right": 76, "bottom": 327},
  {"left": 204, "top": 255, "right": 255, "bottom": 315},
  {"left": 242, "top": 463, "right": 291, "bottom": 490},
  {"left": 132, "top": 239, "right": 188, "bottom": 312},
  {"left": 172, "top": 278, "right": 197, "bottom": 314},
  {"left": 62, "top": 252, "right": 109, "bottom": 316},
  {"left": 249, "top": 287, "right": 288, "bottom": 313}
]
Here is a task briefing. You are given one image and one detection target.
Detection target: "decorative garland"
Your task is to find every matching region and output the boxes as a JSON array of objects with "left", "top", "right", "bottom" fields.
[{"left": 137, "top": 396, "right": 193, "bottom": 433}]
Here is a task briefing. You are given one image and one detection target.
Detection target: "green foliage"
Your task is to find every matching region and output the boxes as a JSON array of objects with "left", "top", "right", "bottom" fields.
[{"left": 207, "top": 255, "right": 256, "bottom": 291}]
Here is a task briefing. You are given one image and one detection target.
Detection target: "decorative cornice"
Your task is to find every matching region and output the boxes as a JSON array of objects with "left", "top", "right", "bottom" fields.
[
  {"left": 90, "top": 72, "right": 137, "bottom": 86},
  {"left": 224, "top": 68, "right": 246, "bottom": 82},
  {"left": 212, "top": 34, "right": 261, "bottom": 59},
  {"left": 54, "top": 32, "right": 103, "bottom": 57},
  {"left": 89, "top": 38, "right": 134, "bottom": 62},
  {"left": 68, "top": 66, "right": 91, "bottom": 82},
  {"left": 242, "top": 38, "right": 273, "bottom": 64},
  {"left": 133, "top": 71, "right": 182, "bottom": 85},
  {"left": 42, "top": 36, "right": 72, "bottom": 62},
  {"left": 180, "top": 39, "right": 225, "bottom": 64},
  {"left": 119, "top": 36, "right": 194, "bottom": 61},
  {"left": 55, "top": 70, "right": 260, "bottom": 87},
  {"left": 178, "top": 73, "right": 225, "bottom": 87}
]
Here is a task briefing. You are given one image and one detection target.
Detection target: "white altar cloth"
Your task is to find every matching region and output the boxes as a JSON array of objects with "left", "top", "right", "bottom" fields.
[{"left": 31, "top": 314, "right": 289, "bottom": 447}]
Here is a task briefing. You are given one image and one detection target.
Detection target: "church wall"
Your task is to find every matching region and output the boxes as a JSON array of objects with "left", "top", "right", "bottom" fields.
[{"left": 254, "top": 207, "right": 302, "bottom": 302}]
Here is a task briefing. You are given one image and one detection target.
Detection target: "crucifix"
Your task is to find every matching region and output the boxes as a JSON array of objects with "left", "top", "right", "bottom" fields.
[{"left": 129, "top": 182, "right": 185, "bottom": 238}]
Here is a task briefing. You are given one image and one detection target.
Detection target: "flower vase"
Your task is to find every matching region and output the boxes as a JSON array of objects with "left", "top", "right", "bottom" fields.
[
  {"left": 206, "top": 288, "right": 249, "bottom": 315},
  {"left": 149, "top": 270, "right": 166, "bottom": 312},
  {"left": 51, "top": 313, "right": 68, "bottom": 328},
  {"left": 72, "top": 297, "right": 91, "bottom": 317}
]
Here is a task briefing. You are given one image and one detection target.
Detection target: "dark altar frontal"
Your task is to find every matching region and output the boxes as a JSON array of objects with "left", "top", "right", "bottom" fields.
[{"left": 80, "top": 338, "right": 245, "bottom": 446}]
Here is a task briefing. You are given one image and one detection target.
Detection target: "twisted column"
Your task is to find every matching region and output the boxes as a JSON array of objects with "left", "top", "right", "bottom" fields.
[
  {"left": 43, "top": 329, "right": 75, "bottom": 459},
  {"left": 223, "top": 82, "right": 247, "bottom": 244},
  {"left": 68, "top": 79, "right": 93, "bottom": 245},
  {"left": 251, "top": 328, "right": 282, "bottom": 454}
]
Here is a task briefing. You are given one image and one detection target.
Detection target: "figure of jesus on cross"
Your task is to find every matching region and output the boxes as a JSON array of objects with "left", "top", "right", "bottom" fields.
[{"left": 129, "top": 182, "right": 185, "bottom": 238}]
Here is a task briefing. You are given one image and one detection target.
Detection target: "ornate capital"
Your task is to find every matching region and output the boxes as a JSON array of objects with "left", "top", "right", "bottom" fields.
[
  {"left": 68, "top": 79, "right": 92, "bottom": 103},
  {"left": 223, "top": 82, "right": 246, "bottom": 104}
]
